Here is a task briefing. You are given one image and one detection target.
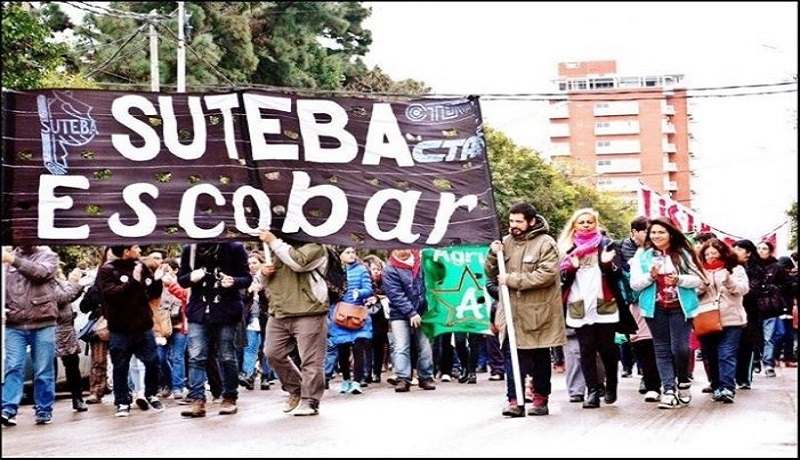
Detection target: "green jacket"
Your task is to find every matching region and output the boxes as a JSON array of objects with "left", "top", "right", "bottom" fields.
[
  {"left": 484, "top": 217, "right": 566, "bottom": 349},
  {"left": 265, "top": 239, "right": 329, "bottom": 319}
]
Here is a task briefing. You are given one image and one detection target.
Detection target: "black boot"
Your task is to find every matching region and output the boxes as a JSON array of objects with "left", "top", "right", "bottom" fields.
[
  {"left": 582, "top": 389, "right": 600, "bottom": 408},
  {"left": 72, "top": 397, "right": 88, "bottom": 412},
  {"left": 604, "top": 382, "right": 618, "bottom": 404}
]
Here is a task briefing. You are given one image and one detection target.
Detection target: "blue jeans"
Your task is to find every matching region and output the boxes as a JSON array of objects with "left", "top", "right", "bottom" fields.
[
  {"left": 324, "top": 337, "right": 339, "bottom": 379},
  {"left": 187, "top": 322, "right": 239, "bottom": 401},
  {"left": 698, "top": 326, "right": 742, "bottom": 392},
  {"left": 2, "top": 326, "right": 56, "bottom": 417},
  {"left": 242, "top": 329, "right": 261, "bottom": 375},
  {"left": 645, "top": 307, "right": 691, "bottom": 392},
  {"left": 389, "top": 320, "right": 434, "bottom": 381},
  {"left": 762, "top": 317, "right": 778, "bottom": 368},
  {"left": 170, "top": 332, "right": 188, "bottom": 391},
  {"left": 109, "top": 329, "right": 160, "bottom": 406}
]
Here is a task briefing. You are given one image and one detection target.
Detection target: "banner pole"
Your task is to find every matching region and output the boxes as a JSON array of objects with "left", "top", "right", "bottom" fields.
[{"left": 496, "top": 250, "right": 523, "bottom": 404}]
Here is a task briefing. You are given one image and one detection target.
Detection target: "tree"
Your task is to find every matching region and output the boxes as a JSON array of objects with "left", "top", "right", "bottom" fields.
[
  {"left": 67, "top": 2, "right": 373, "bottom": 91},
  {"left": 1, "top": 2, "right": 68, "bottom": 89},
  {"left": 485, "top": 127, "right": 633, "bottom": 239}
]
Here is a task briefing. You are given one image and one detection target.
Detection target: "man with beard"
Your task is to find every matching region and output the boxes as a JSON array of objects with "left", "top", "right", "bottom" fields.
[{"left": 484, "top": 202, "right": 566, "bottom": 417}]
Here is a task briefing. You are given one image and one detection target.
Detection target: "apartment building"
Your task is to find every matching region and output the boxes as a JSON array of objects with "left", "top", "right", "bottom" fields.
[{"left": 548, "top": 60, "right": 695, "bottom": 208}]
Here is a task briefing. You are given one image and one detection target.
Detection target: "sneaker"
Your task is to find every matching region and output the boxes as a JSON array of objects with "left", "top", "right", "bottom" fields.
[
  {"left": 488, "top": 373, "right": 504, "bottom": 381},
  {"left": 677, "top": 382, "right": 692, "bottom": 405},
  {"left": 85, "top": 394, "right": 102, "bottom": 404},
  {"left": 292, "top": 401, "right": 319, "bottom": 416},
  {"left": 738, "top": 383, "right": 751, "bottom": 390},
  {"left": 171, "top": 388, "right": 188, "bottom": 400},
  {"left": 115, "top": 404, "right": 131, "bottom": 417},
  {"left": 638, "top": 379, "right": 647, "bottom": 395},
  {"left": 528, "top": 394, "right": 549, "bottom": 416},
  {"left": 349, "top": 381, "right": 363, "bottom": 395},
  {"left": 260, "top": 381, "right": 271, "bottom": 391},
  {"left": 440, "top": 374, "right": 452, "bottom": 382},
  {"left": 701, "top": 385, "right": 714, "bottom": 393},
  {"left": 410, "top": 374, "right": 419, "bottom": 386},
  {"left": 282, "top": 394, "right": 301, "bottom": 413},
  {"left": 419, "top": 378, "right": 437, "bottom": 390},
  {"left": 72, "top": 397, "right": 88, "bottom": 412},
  {"left": 148, "top": 396, "right": 165, "bottom": 412},
  {"left": 135, "top": 395, "right": 149, "bottom": 411},
  {"left": 160, "top": 387, "right": 172, "bottom": 398},
  {"left": 719, "top": 388, "right": 735, "bottom": 404},
  {"left": 219, "top": 398, "right": 238, "bottom": 415},
  {"left": 569, "top": 394, "right": 584, "bottom": 403},
  {"left": 467, "top": 373, "right": 477, "bottom": 384},
  {"left": 501, "top": 401, "right": 525, "bottom": 418},
  {"left": 711, "top": 389, "right": 723, "bottom": 401},
  {"left": 658, "top": 390, "right": 681, "bottom": 409},
  {"left": 339, "top": 380, "right": 352, "bottom": 394},
  {"left": 765, "top": 367, "right": 777, "bottom": 377},
  {"left": 644, "top": 390, "right": 660, "bottom": 402},
  {"left": 35, "top": 412, "right": 53, "bottom": 425},
  {"left": 386, "top": 375, "right": 398, "bottom": 386},
  {"left": 1, "top": 412, "right": 17, "bottom": 427}
]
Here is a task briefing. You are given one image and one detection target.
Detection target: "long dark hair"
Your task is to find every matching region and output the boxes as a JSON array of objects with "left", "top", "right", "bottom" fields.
[
  {"left": 644, "top": 216, "right": 706, "bottom": 280},
  {"left": 698, "top": 238, "right": 739, "bottom": 273}
]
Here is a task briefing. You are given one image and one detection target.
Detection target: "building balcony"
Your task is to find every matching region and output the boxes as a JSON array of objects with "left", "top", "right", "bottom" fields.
[{"left": 549, "top": 124, "right": 571, "bottom": 138}]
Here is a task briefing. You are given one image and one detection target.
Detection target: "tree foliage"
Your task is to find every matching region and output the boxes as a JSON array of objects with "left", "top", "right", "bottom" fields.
[
  {"left": 485, "top": 127, "right": 633, "bottom": 239},
  {"left": 66, "top": 1, "right": 377, "bottom": 91},
  {"left": 787, "top": 201, "right": 797, "bottom": 250},
  {"left": 1, "top": 2, "right": 68, "bottom": 89}
]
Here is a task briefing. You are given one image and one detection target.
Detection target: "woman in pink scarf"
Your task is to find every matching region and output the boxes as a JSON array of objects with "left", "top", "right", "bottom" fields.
[{"left": 557, "top": 208, "right": 629, "bottom": 409}]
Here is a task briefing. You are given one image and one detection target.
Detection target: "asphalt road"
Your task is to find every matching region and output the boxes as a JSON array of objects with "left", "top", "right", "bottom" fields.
[{"left": 2, "top": 362, "right": 797, "bottom": 458}]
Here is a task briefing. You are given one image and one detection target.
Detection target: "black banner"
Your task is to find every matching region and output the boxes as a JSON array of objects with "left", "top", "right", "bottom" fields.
[{"left": 1, "top": 88, "right": 499, "bottom": 249}]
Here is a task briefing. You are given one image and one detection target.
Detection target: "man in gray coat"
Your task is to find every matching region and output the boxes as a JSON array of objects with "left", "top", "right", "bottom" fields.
[{"left": 484, "top": 202, "right": 566, "bottom": 417}]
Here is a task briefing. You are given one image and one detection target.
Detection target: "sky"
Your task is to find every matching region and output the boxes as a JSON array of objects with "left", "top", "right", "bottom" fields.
[{"left": 362, "top": 1, "right": 798, "bottom": 246}]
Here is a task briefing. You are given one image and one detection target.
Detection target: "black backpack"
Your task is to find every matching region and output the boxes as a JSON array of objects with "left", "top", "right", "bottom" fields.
[{"left": 317, "top": 245, "right": 348, "bottom": 303}]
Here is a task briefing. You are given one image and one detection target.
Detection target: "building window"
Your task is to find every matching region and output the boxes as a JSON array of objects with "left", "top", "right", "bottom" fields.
[
  {"left": 591, "top": 78, "right": 615, "bottom": 89},
  {"left": 596, "top": 122, "right": 610, "bottom": 128},
  {"left": 597, "top": 160, "right": 611, "bottom": 166},
  {"left": 595, "top": 102, "right": 609, "bottom": 109},
  {"left": 596, "top": 141, "right": 610, "bottom": 147}
]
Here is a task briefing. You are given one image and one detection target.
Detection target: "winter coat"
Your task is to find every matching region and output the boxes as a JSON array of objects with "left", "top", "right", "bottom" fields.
[
  {"left": 97, "top": 258, "right": 162, "bottom": 335},
  {"left": 697, "top": 265, "right": 750, "bottom": 328},
  {"left": 483, "top": 217, "right": 566, "bottom": 350},
  {"left": 4, "top": 246, "right": 60, "bottom": 329},
  {"left": 54, "top": 278, "right": 84, "bottom": 357},
  {"left": 329, "top": 261, "right": 375, "bottom": 345},
  {"left": 177, "top": 242, "right": 252, "bottom": 325},
  {"left": 261, "top": 239, "right": 329, "bottom": 319},
  {"left": 383, "top": 260, "right": 427, "bottom": 321}
]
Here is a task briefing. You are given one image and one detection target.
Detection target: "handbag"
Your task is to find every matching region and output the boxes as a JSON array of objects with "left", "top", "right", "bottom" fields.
[
  {"left": 93, "top": 315, "right": 111, "bottom": 341},
  {"left": 693, "top": 284, "right": 722, "bottom": 337},
  {"left": 756, "top": 287, "right": 786, "bottom": 320},
  {"left": 333, "top": 301, "right": 368, "bottom": 330},
  {"left": 78, "top": 316, "right": 100, "bottom": 343}
]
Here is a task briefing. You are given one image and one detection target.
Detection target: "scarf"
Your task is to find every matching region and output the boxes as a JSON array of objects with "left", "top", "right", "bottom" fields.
[
  {"left": 560, "top": 230, "right": 602, "bottom": 271},
  {"left": 703, "top": 259, "right": 725, "bottom": 271},
  {"left": 388, "top": 249, "right": 421, "bottom": 278}
]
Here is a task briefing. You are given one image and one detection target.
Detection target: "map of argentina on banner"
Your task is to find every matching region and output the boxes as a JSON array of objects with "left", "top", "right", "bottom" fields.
[{"left": 420, "top": 245, "right": 493, "bottom": 339}]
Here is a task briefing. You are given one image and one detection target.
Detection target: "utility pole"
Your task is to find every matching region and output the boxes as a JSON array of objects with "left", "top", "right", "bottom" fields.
[
  {"left": 149, "top": 11, "right": 159, "bottom": 92},
  {"left": 177, "top": 1, "right": 186, "bottom": 92}
]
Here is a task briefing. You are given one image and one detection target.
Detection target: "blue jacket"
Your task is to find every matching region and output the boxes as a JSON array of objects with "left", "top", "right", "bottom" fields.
[
  {"left": 629, "top": 247, "right": 702, "bottom": 319},
  {"left": 329, "top": 261, "right": 374, "bottom": 345},
  {"left": 383, "top": 261, "right": 427, "bottom": 321}
]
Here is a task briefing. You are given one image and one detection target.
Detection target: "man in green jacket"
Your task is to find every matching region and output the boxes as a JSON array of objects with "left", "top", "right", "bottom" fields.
[
  {"left": 259, "top": 230, "right": 328, "bottom": 416},
  {"left": 484, "top": 202, "right": 566, "bottom": 418}
]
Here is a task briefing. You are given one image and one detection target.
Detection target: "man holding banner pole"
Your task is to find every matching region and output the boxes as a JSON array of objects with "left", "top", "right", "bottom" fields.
[{"left": 484, "top": 202, "right": 565, "bottom": 417}]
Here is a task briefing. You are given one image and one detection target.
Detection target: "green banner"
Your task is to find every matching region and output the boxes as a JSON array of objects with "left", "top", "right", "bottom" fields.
[{"left": 420, "top": 245, "right": 493, "bottom": 339}]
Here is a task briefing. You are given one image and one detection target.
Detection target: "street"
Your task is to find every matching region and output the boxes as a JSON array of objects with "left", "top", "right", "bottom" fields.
[{"left": 2, "top": 363, "right": 797, "bottom": 458}]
